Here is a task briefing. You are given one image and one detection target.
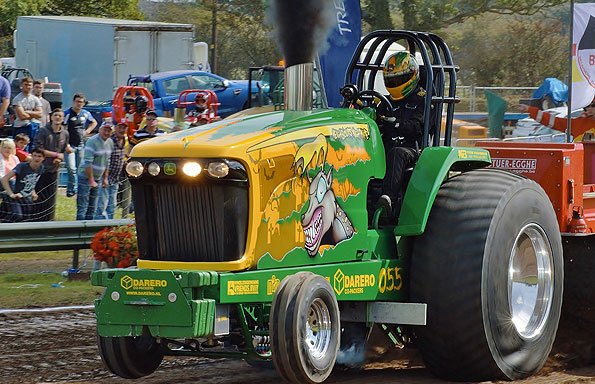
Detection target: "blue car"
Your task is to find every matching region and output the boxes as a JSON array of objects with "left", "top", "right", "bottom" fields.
[{"left": 127, "top": 70, "right": 254, "bottom": 118}]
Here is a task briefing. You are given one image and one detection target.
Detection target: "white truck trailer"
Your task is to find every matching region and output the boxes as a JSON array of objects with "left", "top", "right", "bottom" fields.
[{"left": 15, "top": 16, "right": 195, "bottom": 102}]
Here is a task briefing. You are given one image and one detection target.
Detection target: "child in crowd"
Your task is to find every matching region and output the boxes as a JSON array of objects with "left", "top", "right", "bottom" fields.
[
  {"left": 0, "top": 148, "right": 45, "bottom": 222},
  {"left": 14, "top": 133, "right": 31, "bottom": 162},
  {"left": 0, "top": 138, "right": 20, "bottom": 178}
]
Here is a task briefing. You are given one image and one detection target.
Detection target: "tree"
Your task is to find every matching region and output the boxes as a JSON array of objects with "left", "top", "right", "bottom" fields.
[
  {"left": 43, "top": 0, "right": 143, "bottom": 19},
  {"left": 451, "top": 15, "right": 567, "bottom": 86},
  {"left": 361, "top": 0, "right": 393, "bottom": 31},
  {"left": 145, "top": 0, "right": 279, "bottom": 78},
  {"left": 395, "top": 0, "right": 567, "bottom": 30},
  {"left": 0, "top": 0, "right": 142, "bottom": 56}
]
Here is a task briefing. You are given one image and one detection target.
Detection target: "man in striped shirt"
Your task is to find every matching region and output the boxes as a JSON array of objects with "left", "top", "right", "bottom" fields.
[
  {"left": 76, "top": 122, "right": 113, "bottom": 220},
  {"left": 129, "top": 109, "right": 165, "bottom": 147},
  {"left": 95, "top": 121, "right": 128, "bottom": 219}
]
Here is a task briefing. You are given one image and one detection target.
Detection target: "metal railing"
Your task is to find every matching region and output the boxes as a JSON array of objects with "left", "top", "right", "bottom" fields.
[
  {"left": 456, "top": 86, "right": 538, "bottom": 112},
  {"left": 0, "top": 219, "right": 134, "bottom": 268}
]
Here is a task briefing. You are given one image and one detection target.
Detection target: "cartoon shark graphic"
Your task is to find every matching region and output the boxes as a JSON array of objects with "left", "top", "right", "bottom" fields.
[{"left": 301, "top": 168, "right": 354, "bottom": 256}]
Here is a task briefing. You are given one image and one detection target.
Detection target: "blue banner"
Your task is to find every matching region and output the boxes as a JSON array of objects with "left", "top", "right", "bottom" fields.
[{"left": 319, "top": 0, "right": 362, "bottom": 107}]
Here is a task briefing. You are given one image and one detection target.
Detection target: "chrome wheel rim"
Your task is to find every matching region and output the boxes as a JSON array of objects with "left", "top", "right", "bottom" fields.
[
  {"left": 305, "top": 298, "right": 332, "bottom": 361},
  {"left": 508, "top": 223, "right": 554, "bottom": 340}
]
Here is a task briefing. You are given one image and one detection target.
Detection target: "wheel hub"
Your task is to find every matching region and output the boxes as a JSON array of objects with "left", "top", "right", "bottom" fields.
[
  {"left": 508, "top": 223, "right": 554, "bottom": 340},
  {"left": 305, "top": 298, "right": 332, "bottom": 360}
]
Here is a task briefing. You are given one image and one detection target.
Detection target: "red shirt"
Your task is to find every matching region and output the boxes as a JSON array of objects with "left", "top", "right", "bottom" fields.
[{"left": 15, "top": 147, "right": 29, "bottom": 162}]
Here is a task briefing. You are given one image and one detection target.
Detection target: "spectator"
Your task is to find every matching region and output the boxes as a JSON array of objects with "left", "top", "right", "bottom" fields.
[
  {"left": 14, "top": 133, "right": 31, "bottom": 162},
  {"left": 32, "top": 80, "right": 52, "bottom": 127},
  {"left": 33, "top": 108, "right": 72, "bottom": 221},
  {"left": 129, "top": 110, "right": 165, "bottom": 147},
  {"left": 0, "top": 138, "right": 20, "bottom": 178},
  {"left": 95, "top": 121, "right": 128, "bottom": 219},
  {"left": 127, "top": 95, "right": 149, "bottom": 137},
  {"left": 0, "top": 148, "right": 45, "bottom": 222},
  {"left": 64, "top": 93, "right": 97, "bottom": 198},
  {"left": 76, "top": 122, "right": 113, "bottom": 220},
  {"left": 0, "top": 74, "right": 9, "bottom": 128},
  {"left": 12, "top": 77, "right": 42, "bottom": 148}
]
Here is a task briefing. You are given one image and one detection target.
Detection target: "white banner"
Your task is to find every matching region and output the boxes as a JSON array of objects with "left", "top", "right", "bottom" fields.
[{"left": 572, "top": 3, "right": 595, "bottom": 109}]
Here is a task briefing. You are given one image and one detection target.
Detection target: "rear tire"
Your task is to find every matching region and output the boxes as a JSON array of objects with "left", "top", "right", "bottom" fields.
[
  {"left": 411, "top": 169, "right": 563, "bottom": 381},
  {"left": 98, "top": 333, "right": 164, "bottom": 379},
  {"left": 270, "top": 272, "right": 340, "bottom": 383}
]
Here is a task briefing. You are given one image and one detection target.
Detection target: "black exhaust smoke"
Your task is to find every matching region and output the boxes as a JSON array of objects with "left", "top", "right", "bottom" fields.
[
  {"left": 269, "top": 0, "right": 335, "bottom": 66},
  {"left": 269, "top": 0, "right": 335, "bottom": 110}
]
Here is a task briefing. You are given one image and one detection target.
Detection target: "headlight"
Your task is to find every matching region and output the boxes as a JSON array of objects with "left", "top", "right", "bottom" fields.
[
  {"left": 182, "top": 161, "right": 202, "bottom": 177},
  {"left": 126, "top": 161, "right": 144, "bottom": 177},
  {"left": 207, "top": 161, "right": 229, "bottom": 178},
  {"left": 147, "top": 162, "right": 161, "bottom": 176}
]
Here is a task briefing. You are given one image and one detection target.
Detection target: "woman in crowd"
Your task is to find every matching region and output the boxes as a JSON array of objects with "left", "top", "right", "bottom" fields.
[{"left": 0, "top": 138, "right": 20, "bottom": 178}]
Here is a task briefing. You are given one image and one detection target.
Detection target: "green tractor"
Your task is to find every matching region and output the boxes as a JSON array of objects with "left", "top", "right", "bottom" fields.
[{"left": 92, "top": 30, "right": 563, "bottom": 383}]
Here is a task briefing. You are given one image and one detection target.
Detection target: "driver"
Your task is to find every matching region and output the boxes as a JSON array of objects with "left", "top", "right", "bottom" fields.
[{"left": 378, "top": 51, "right": 425, "bottom": 219}]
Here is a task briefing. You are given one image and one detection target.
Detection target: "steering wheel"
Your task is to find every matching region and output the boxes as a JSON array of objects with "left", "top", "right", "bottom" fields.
[{"left": 351, "top": 90, "right": 395, "bottom": 119}]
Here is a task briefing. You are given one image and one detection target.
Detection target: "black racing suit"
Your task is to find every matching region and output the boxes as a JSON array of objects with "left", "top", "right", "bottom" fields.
[{"left": 378, "top": 87, "right": 425, "bottom": 217}]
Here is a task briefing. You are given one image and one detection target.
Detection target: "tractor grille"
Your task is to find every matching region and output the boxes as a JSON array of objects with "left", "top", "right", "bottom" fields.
[{"left": 133, "top": 181, "right": 248, "bottom": 262}]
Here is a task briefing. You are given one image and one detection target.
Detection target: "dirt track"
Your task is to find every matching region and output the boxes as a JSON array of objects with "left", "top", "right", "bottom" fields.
[{"left": 0, "top": 308, "right": 594, "bottom": 384}]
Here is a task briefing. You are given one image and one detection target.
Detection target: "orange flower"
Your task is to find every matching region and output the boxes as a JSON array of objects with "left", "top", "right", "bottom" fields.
[{"left": 91, "top": 224, "right": 139, "bottom": 268}]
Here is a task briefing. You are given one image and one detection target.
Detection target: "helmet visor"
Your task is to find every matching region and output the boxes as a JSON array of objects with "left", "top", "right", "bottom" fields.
[{"left": 384, "top": 72, "right": 416, "bottom": 89}]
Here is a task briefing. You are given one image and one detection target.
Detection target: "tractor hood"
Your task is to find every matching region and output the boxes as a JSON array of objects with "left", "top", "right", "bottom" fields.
[{"left": 129, "top": 108, "right": 373, "bottom": 160}]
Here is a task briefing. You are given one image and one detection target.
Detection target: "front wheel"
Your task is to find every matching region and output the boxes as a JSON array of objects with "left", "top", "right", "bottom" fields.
[
  {"left": 98, "top": 333, "right": 164, "bottom": 379},
  {"left": 270, "top": 272, "right": 340, "bottom": 383},
  {"left": 411, "top": 169, "right": 563, "bottom": 381}
]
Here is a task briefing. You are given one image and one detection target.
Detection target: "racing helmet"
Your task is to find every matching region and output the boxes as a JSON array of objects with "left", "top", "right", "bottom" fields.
[
  {"left": 383, "top": 52, "right": 420, "bottom": 101},
  {"left": 195, "top": 92, "right": 208, "bottom": 104},
  {"left": 134, "top": 95, "right": 148, "bottom": 112}
]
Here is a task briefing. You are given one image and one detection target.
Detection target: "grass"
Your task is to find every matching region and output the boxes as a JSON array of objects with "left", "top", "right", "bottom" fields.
[
  {"left": 0, "top": 247, "right": 104, "bottom": 308},
  {"left": 0, "top": 272, "right": 104, "bottom": 308},
  {"left": 0, "top": 188, "right": 125, "bottom": 309}
]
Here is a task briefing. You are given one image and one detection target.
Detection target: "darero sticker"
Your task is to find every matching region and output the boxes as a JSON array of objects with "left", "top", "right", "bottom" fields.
[
  {"left": 120, "top": 275, "right": 167, "bottom": 297},
  {"left": 491, "top": 158, "right": 537, "bottom": 174},
  {"left": 333, "top": 268, "right": 375, "bottom": 295}
]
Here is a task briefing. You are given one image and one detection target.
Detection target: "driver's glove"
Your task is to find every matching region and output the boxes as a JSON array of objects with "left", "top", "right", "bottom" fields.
[{"left": 379, "top": 115, "right": 397, "bottom": 123}]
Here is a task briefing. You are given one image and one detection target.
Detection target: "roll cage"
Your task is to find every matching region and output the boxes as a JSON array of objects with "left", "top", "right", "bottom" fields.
[{"left": 344, "top": 30, "right": 459, "bottom": 149}]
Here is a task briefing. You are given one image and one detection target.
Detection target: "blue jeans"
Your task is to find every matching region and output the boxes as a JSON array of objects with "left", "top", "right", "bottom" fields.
[
  {"left": 94, "top": 183, "right": 118, "bottom": 220},
  {"left": 66, "top": 145, "right": 84, "bottom": 195},
  {"left": 76, "top": 176, "right": 99, "bottom": 220}
]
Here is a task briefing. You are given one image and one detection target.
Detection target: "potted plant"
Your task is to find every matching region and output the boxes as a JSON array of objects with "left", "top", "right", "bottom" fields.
[{"left": 91, "top": 224, "right": 139, "bottom": 268}]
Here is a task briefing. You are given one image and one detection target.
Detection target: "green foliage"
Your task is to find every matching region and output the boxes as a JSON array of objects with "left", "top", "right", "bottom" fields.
[
  {"left": 395, "top": 0, "right": 567, "bottom": 30},
  {"left": 361, "top": 0, "right": 393, "bottom": 31},
  {"left": 43, "top": 0, "right": 143, "bottom": 19},
  {"left": 145, "top": 0, "right": 279, "bottom": 78},
  {"left": 0, "top": 0, "right": 141, "bottom": 56},
  {"left": 451, "top": 15, "right": 567, "bottom": 86}
]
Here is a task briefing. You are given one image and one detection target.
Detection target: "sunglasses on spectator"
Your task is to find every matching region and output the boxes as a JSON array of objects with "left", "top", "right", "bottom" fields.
[
  {"left": 587, "top": 103, "right": 595, "bottom": 109},
  {"left": 146, "top": 117, "right": 157, "bottom": 121}
]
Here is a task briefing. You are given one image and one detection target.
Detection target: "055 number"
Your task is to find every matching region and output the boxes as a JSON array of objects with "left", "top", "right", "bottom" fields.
[{"left": 378, "top": 267, "right": 402, "bottom": 293}]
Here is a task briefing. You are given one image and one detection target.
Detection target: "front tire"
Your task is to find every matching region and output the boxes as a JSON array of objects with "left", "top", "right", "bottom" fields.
[
  {"left": 270, "top": 272, "right": 340, "bottom": 383},
  {"left": 411, "top": 169, "right": 563, "bottom": 381},
  {"left": 98, "top": 333, "right": 164, "bottom": 379}
]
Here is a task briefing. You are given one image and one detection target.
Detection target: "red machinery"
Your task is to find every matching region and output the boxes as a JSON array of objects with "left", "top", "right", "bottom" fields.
[
  {"left": 112, "top": 86, "right": 154, "bottom": 136},
  {"left": 479, "top": 139, "right": 595, "bottom": 324},
  {"left": 177, "top": 89, "right": 220, "bottom": 125}
]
